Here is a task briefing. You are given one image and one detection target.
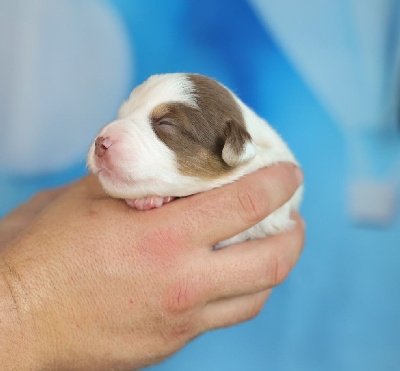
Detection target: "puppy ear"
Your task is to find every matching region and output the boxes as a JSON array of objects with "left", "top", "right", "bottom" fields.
[{"left": 222, "top": 120, "right": 256, "bottom": 167}]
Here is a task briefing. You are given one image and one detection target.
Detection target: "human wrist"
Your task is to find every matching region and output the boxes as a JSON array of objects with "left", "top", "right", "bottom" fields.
[{"left": 0, "top": 249, "right": 56, "bottom": 371}]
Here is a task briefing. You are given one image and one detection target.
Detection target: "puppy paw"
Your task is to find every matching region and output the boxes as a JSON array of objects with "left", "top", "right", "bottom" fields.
[{"left": 125, "top": 196, "right": 175, "bottom": 210}]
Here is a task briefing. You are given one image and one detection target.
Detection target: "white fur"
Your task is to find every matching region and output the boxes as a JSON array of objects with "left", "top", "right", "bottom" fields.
[
  {"left": 118, "top": 73, "right": 198, "bottom": 118},
  {"left": 222, "top": 140, "right": 257, "bottom": 166},
  {"left": 87, "top": 73, "right": 303, "bottom": 248}
]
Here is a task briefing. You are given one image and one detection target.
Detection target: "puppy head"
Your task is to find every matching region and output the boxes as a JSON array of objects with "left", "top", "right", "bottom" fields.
[{"left": 87, "top": 73, "right": 256, "bottom": 198}]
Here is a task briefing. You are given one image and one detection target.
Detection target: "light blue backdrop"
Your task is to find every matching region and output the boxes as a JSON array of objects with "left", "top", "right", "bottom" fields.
[{"left": 1, "top": 1, "right": 399, "bottom": 370}]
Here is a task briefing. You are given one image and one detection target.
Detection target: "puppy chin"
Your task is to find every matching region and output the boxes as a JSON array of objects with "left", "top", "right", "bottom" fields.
[{"left": 97, "top": 171, "right": 135, "bottom": 198}]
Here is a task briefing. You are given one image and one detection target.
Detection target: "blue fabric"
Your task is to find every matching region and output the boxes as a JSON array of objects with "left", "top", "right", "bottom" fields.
[{"left": 1, "top": 1, "right": 399, "bottom": 370}]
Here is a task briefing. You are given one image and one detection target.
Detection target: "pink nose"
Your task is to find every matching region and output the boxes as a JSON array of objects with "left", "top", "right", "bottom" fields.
[{"left": 95, "top": 136, "right": 112, "bottom": 157}]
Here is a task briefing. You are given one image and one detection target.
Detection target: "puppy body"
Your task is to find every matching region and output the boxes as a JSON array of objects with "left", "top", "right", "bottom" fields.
[{"left": 87, "top": 73, "right": 302, "bottom": 247}]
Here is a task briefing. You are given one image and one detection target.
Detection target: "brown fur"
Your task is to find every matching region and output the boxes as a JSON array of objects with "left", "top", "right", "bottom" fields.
[{"left": 149, "top": 74, "right": 252, "bottom": 179}]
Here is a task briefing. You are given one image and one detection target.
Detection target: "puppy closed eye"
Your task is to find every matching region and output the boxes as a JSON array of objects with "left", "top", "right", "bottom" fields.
[
  {"left": 153, "top": 119, "right": 177, "bottom": 137},
  {"left": 157, "top": 119, "right": 174, "bottom": 126}
]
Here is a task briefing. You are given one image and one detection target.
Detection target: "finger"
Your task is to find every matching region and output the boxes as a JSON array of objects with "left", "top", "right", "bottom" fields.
[
  {"left": 201, "top": 212, "right": 305, "bottom": 302},
  {"left": 167, "top": 163, "right": 303, "bottom": 246},
  {"left": 200, "top": 290, "right": 271, "bottom": 331}
]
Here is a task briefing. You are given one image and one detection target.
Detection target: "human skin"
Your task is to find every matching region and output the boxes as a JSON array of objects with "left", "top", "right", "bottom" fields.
[{"left": 0, "top": 163, "right": 305, "bottom": 371}]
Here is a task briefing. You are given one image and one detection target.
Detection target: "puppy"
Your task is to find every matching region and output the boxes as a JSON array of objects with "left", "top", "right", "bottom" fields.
[{"left": 87, "top": 73, "right": 302, "bottom": 247}]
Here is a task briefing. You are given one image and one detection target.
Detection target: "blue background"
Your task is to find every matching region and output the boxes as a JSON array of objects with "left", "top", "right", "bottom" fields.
[{"left": 1, "top": 1, "right": 400, "bottom": 370}]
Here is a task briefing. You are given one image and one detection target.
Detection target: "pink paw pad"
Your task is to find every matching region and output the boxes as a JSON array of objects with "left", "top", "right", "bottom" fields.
[{"left": 125, "top": 196, "right": 175, "bottom": 210}]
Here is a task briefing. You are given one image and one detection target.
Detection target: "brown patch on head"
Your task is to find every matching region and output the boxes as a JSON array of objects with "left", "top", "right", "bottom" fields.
[
  {"left": 151, "top": 103, "right": 171, "bottom": 121},
  {"left": 149, "top": 74, "right": 254, "bottom": 179}
]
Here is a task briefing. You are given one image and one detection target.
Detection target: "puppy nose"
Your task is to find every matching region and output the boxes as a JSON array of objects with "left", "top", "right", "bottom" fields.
[{"left": 95, "top": 136, "right": 112, "bottom": 157}]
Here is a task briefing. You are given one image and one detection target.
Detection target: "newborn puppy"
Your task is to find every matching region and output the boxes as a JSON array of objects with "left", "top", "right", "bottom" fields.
[{"left": 87, "top": 73, "right": 302, "bottom": 247}]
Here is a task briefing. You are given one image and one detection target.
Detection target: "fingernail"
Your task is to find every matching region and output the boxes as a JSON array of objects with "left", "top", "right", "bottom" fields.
[{"left": 294, "top": 167, "right": 304, "bottom": 186}]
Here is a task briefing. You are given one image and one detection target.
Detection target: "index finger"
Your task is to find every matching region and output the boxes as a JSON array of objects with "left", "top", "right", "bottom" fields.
[{"left": 172, "top": 162, "right": 303, "bottom": 245}]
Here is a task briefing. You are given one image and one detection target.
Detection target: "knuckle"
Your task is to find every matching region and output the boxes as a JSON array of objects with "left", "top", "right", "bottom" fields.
[
  {"left": 274, "top": 255, "right": 292, "bottom": 286},
  {"left": 165, "top": 316, "right": 194, "bottom": 344},
  {"left": 236, "top": 185, "right": 269, "bottom": 226},
  {"left": 156, "top": 225, "right": 186, "bottom": 249},
  {"left": 163, "top": 276, "right": 199, "bottom": 315},
  {"left": 141, "top": 226, "right": 186, "bottom": 260},
  {"left": 160, "top": 277, "right": 200, "bottom": 344},
  {"left": 260, "top": 253, "right": 292, "bottom": 288}
]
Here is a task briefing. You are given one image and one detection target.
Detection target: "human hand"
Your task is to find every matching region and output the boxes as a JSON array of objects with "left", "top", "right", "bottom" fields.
[{"left": 0, "top": 163, "right": 304, "bottom": 371}]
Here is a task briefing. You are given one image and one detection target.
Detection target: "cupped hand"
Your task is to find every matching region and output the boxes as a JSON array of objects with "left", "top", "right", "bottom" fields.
[{"left": 0, "top": 163, "right": 304, "bottom": 371}]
